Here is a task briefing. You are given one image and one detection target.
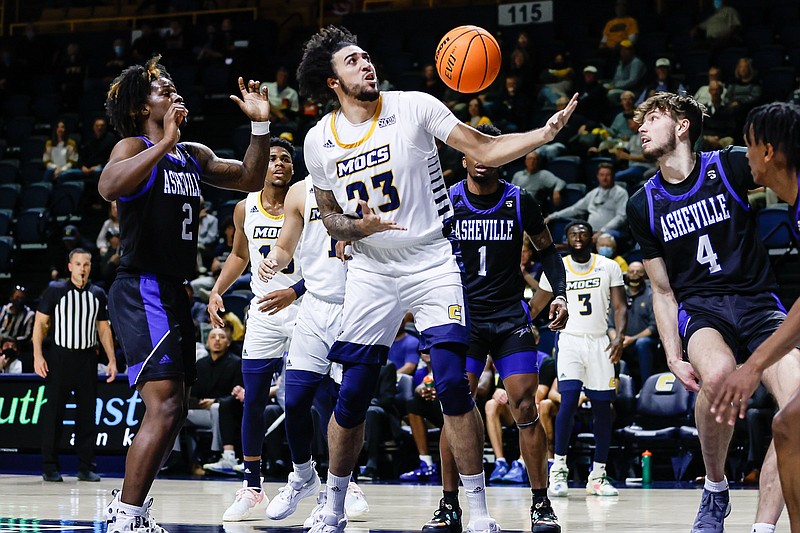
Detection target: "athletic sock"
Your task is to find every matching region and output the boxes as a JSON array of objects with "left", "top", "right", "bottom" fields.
[
  {"left": 460, "top": 472, "right": 489, "bottom": 520},
  {"left": 117, "top": 499, "right": 147, "bottom": 517},
  {"left": 420, "top": 454, "right": 434, "bottom": 466},
  {"left": 243, "top": 459, "right": 261, "bottom": 489},
  {"left": 752, "top": 524, "right": 776, "bottom": 533},
  {"left": 293, "top": 459, "right": 314, "bottom": 485},
  {"left": 704, "top": 475, "right": 729, "bottom": 493},
  {"left": 553, "top": 454, "right": 567, "bottom": 469},
  {"left": 324, "top": 471, "right": 349, "bottom": 517}
]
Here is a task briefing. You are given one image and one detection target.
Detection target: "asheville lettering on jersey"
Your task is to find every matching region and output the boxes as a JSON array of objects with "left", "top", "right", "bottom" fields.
[
  {"left": 660, "top": 193, "right": 731, "bottom": 242},
  {"left": 567, "top": 278, "right": 601, "bottom": 291},
  {"left": 336, "top": 145, "right": 390, "bottom": 178},
  {"left": 252, "top": 226, "right": 281, "bottom": 239},
  {"left": 452, "top": 219, "right": 515, "bottom": 241},
  {"left": 162, "top": 169, "right": 201, "bottom": 197}
]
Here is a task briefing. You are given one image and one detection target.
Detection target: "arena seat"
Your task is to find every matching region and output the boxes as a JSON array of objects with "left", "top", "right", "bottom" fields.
[
  {"left": 757, "top": 204, "right": 797, "bottom": 254},
  {"left": 0, "top": 236, "right": 12, "bottom": 278},
  {"left": 221, "top": 292, "right": 250, "bottom": 324},
  {"left": 561, "top": 183, "right": 586, "bottom": 208},
  {"left": 547, "top": 155, "right": 581, "bottom": 184},
  {"left": 0, "top": 160, "right": 19, "bottom": 184},
  {"left": 20, "top": 182, "right": 52, "bottom": 210},
  {"left": 0, "top": 209, "right": 12, "bottom": 237},
  {"left": 0, "top": 184, "right": 20, "bottom": 211},
  {"left": 50, "top": 181, "right": 85, "bottom": 221},
  {"left": 15, "top": 208, "right": 49, "bottom": 249},
  {"left": 761, "top": 67, "right": 796, "bottom": 101}
]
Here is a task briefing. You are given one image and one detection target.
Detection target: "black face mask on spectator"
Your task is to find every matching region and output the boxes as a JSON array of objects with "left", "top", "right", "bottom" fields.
[{"left": 2, "top": 347, "right": 17, "bottom": 359}]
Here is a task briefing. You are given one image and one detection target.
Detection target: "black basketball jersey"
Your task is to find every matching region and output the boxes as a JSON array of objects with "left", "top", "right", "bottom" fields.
[
  {"left": 791, "top": 173, "right": 800, "bottom": 242},
  {"left": 627, "top": 148, "right": 777, "bottom": 302},
  {"left": 117, "top": 138, "right": 202, "bottom": 280},
  {"left": 450, "top": 180, "right": 545, "bottom": 317}
]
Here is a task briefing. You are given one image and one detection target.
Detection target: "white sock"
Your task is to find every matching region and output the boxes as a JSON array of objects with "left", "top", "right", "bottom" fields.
[
  {"left": 324, "top": 471, "right": 349, "bottom": 517},
  {"left": 222, "top": 449, "right": 236, "bottom": 461},
  {"left": 553, "top": 454, "right": 567, "bottom": 469},
  {"left": 704, "top": 475, "right": 729, "bottom": 493},
  {"left": 293, "top": 459, "right": 314, "bottom": 484},
  {"left": 495, "top": 457, "right": 507, "bottom": 465},
  {"left": 420, "top": 455, "right": 434, "bottom": 466},
  {"left": 517, "top": 457, "right": 525, "bottom": 467},
  {"left": 752, "top": 523, "right": 776, "bottom": 533},
  {"left": 591, "top": 462, "right": 606, "bottom": 476},
  {"left": 460, "top": 472, "right": 490, "bottom": 520},
  {"left": 117, "top": 499, "right": 147, "bottom": 517}
]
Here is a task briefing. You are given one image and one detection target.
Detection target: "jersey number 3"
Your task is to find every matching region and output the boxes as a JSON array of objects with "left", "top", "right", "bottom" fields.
[
  {"left": 696, "top": 234, "right": 721, "bottom": 274},
  {"left": 345, "top": 170, "right": 401, "bottom": 215}
]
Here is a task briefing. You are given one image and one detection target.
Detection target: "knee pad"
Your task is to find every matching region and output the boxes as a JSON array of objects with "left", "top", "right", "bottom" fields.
[
  {"left": 334, "top": 363, "right": 381, "bottom": 429},
  {"left": 429, "top": 343, "right": 474, "bottom": 416},
  {"left": 516, "top": 413, "right": 540, "bottom": 430}
]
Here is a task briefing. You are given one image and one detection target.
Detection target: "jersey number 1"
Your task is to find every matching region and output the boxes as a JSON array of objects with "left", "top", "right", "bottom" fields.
[{"left": 696, "top": 234, "right": 721, "bottom": 274}]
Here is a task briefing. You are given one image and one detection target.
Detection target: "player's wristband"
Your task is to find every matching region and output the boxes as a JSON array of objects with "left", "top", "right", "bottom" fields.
[
  {"left": 290, "top": 279, "right": 306, "bottom": 298},
  {"left": 251, "top": 121, "right": 271, "bottom": 136},
  {"left": 553, "top": 295, "right": 567, "bottom": 303}
]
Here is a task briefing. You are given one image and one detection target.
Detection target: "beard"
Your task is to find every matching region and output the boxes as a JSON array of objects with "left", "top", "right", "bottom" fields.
[
  {"left": 642, "top": 134, "right": 677, "bottom": 161},
  {"left": 340, "top": 78, "right": 380, "bottom": 102}
]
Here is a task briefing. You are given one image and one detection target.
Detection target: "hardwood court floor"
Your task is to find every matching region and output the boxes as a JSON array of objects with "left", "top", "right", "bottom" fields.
[{"left": 0, "top": 475, "right": 790, "bottom": 532}]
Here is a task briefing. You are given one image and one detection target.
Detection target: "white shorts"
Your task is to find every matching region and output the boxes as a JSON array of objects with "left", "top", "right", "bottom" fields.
[
  {"left": 286, "top": 292, "right": 343, "bottom": 383},
  {"left": 242, "top": 299, "right": 299, "bottom": 361},
  {"left": 556, "top": 332, "right": 616, "bottom": 392},
  {"left": 332, "top": 238, "right": 468, "bottom": 363}
]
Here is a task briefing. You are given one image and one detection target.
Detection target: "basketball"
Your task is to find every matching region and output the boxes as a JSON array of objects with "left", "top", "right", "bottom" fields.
[{"left": 435, "top": 25, "right": 502, "bottom": 94}]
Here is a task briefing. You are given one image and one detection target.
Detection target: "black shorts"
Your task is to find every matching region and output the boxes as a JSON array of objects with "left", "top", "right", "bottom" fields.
[
  {"left": 677, "top": 292, "right": 786, "bottom": 361},
  {"left": 467, "top": 302, "right": 537, "bottom": 362},
  {"left": 109, "top": 273, "right": 197, "bottom": 387}
]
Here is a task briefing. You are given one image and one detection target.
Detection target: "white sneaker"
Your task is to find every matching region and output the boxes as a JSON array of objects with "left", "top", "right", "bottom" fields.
[
  {"left": 465, "top": 517, "right": 501, "bottom": 533},
  {"left": 344, "top": 481, "right": 369, "bottom": 519},
  {"left": 203, "top": 452, "right": 241, "bottom": 476},
  {"left": 105, "top": 490, "right": 169, "bottom": 533},
  {"left": 266, "top": 470, "right": 321, "bottom": 520},
  {"left": 307, "top": 509, "right": 347, "bottom": 533},
  {"left": 303, "top": 491, "right": 326, "bottom": 528},
  {"left": 233, "top": 463, "right": 245, "bottom": 474},
  {"left": 548, "top": 465, "right": 569, "bottom": 497},
  {"left": 586, "top": 471, "right": 619, "bottom": 496},
  {"left": 222, "top": 482, "right": 268, "bottom": 521}
]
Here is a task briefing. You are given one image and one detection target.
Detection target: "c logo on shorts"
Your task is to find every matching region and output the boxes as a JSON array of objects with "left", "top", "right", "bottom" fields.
[
  {"left": 448, "top": 304, "right": 462, "bottom": 322},
  {"left": 655, "top": 373, "right": 676, "bottom": 392},
  {"left": 609, "top": 377, "right": 618, "bottom": 389}
]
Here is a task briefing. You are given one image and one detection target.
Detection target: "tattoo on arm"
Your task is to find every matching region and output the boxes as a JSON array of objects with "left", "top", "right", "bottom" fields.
[
  {"left": 529, "top": 227, "right": 554, "bottom": 251},
  {"left": 314, "top": 186, "right": 367, "bottom": 241}
]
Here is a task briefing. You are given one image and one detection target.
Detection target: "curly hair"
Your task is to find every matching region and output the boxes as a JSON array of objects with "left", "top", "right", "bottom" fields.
[
  {"left": 296, "top": 25, "right": 358, "bottom": 105},
  {"left": 269, "top": 136, "right": 295, "bottom": 161},
  {"left": 634, "top": 92, "right": 706, "bottom": 147},
  {"left": 744, "top": 102, "right": 800, "bottom": 172},
  {"left": 106, "top": 56, "right": 172, "bottom": 138}
]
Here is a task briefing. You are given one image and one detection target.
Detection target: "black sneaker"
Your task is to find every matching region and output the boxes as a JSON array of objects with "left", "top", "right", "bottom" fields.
[
  {"left": 42, "top": 471, "right": 63, "bottom": 482},
  {"left": 531, "top": 497, "right": 561, "bottom": 533},
  {"left": 421, "top": 498, "right": 462, "bottom": 533},
  {"left": 78, "top": 470, "right": 101, "bottom": 482}
]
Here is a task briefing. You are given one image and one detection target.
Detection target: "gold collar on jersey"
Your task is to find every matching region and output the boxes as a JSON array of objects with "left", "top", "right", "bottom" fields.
[{"left": 330, "top": 95, "right": 383, "bottom": 149}]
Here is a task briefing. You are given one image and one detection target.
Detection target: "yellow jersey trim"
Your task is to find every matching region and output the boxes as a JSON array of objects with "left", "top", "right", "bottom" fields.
[
  {"left": 257, "top": 193, "right": 284, "bottom": 220},
  {"left": 566, "top": 254, "right": 598, "bottom": 276},
  {"left": 330, "top": 96, "right": 383, "bottom": 149}
]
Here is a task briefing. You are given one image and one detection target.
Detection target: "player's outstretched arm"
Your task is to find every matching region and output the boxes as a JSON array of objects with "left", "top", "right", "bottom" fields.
[
  {"left": 314, "top": 187, "right": 406, "bottom": 241},
  {"left": 644, "top": 257, "right": 700, "bottom": 392},
  {"left": 445, "top": 93, "right": 578, "bottom": 167},
  {"left": 260, "top": 182, "right": 305, "bottom": 281},
  {"left": 208, "top": 201, "right": 251, "bottom": 328},
  {"left": 711, "top": 297, "right": 800, "bottom": 425}
]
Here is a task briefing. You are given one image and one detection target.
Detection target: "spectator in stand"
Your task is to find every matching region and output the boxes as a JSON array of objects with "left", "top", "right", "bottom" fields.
[
  {"left": 387, "top": 315, "right": 420, "bottom": 376},
  {"left": 511, "top": 150, "right": 566, "bottom": 210},
  {"left": 100, "top": 38, "right": 130, "bottom": 86},
  {"left": 538, "top": 51, "right": 575, "bottom": 111},
  {"left": 726, "top": 58, "right": 762, "bottom": 124},
  {"left": 605, "top": 40, "right": 646, "bottom": 103},
  {"left": 263, "top": 66, "right": 300, "bottom": 135},
  {"left": 131, "top": 23, "right": 164, "bottom": 64},
  {"left": 694, "top": 66, "right": 727, "bottom": 108},
  {"left": 198, "top": 199, "right": 219, "bottom": 270},
  {"left": 465, "top": 98, "right": 492, "bottom": 128},
  {"left": 418, "top": 63, "right": 447, "bottom": 101},
  {"left": 211, "top": 216, "right": 235, "bottom": 270},
  {"left": 702, "top": 80, "right": 737, "bottom": 150},
  {"left": 520, "top": 239, "right": 540, "bottom": 291},
  {"left": 609, "top": 91, "right": 637, "bottom": 138},
  {"left": 98, "top": 227, "right": 122, "bottom": 287},
  {"left": 56, "top": 42, "right": 87, "bottom": 112},
  {"left": 637, "top": 58, "right": 687, "bottom": 105},
  {"left": 0, "top": 337, "right": 22, "bottom": 374},
  {"left": 597, "top": 233, "right": 628, "bottom": 273},
  {"left": 691, "top": 0, "right": 742, "bottom": 49},
  {"left": 607, "top": 114, "right": 658, "bottom": 184},
  {"left": 608, "top": 261, "right": 659, "bottom": 388},
  {"left": 576, "top": 65, "right": 608, "bottom": 124},
  {"left": 495, "top": 75, "right": 531, "bottom": 132},
  {"left": 507, "top": 47, "right": 535, "bottom": 95},
  {"left": 162, "top": 19, "right": 192, "bottom": 65},
  {"left": 0, "top": 286, "right": 35, "bottom": 344},
  {"left": 185, "top": 284, "right": 210, "bottom": 327},
  {"left": 58, "top": 118, "right": 118, "bottom": 207},
  {"left": 360, "top": 360, "right": 401, "bottom": 480},
  {"left": 96, "top": 201, "right": 119, "bottom": 255},
  {"left": 43, "top": 121, "right": 79, "bottom": 182},
  {"left": 546, "top": 162, "right": 629, "bottom": 239},
  {"left": 599, "top": 0, "right": 639, "bottom": 51}
]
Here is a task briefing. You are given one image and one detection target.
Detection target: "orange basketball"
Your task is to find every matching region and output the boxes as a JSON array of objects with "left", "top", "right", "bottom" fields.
[{"left": 435, "top": 26, "right": 502, "bottom": 94}]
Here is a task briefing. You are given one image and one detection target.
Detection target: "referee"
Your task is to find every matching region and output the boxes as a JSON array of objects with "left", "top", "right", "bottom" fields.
[{"left": 33, "top": 248, "right": 117, "bottom": 482}]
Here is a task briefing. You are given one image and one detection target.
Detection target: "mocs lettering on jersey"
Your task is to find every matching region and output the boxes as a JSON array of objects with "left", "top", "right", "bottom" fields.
[
  {"left": 309, "top": 207, "right": 323, "bottom": 222},
  {"left": 453, "top": 219, "right": 514, "bottom": 241},
  {"left": 336, "top": 145, "right": 390, "bottom": 177},
  {"left": 659, "top": 193, "right": 731, "bottom": 242},
  {"left": 162, "top": 170, "right": 201, "bottom": 197},
  {"left": 252, "top": 226, "right": 281, "bottom": 239},
  {"left": 566, "top": 278, "right": 601, "bottom": 291},
  {"left": 378, "top": 115, "right": 396, "bottom": 128}
]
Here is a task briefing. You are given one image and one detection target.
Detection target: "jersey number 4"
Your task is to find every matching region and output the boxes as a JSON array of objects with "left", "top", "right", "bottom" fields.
[
  {"left": 696, "top": 234, "right": 721, "bottom": 274},
  {"left": 345, "top": 170, "right": 401, "bottom": 215}
]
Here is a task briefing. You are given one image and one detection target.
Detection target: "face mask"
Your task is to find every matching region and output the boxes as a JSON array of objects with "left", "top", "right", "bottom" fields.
[
  {"left": 114, "top": 45, "right": 124, "bottom": 56},
  {"left": 2, "top": 347, "right": 17, "bottom": 359},
  {"left": 598, "top": 246, "right": 614, "bottom": 258},
  {"left": 713, "top": 0, "right": 723, "bottom": 9}
]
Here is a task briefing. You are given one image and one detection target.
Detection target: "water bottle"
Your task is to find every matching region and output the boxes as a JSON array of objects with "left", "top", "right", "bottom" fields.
[{"left": 642, "top": 450, "right": 652, "bottom": 485}]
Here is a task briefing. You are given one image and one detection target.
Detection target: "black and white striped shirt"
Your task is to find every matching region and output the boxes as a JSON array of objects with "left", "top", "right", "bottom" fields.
[
  {"left": 38, "top": 280, "right": 109, "bottom": 350},
  {"left": 0, "top": 302, "right": 35, "bottom": 341}
]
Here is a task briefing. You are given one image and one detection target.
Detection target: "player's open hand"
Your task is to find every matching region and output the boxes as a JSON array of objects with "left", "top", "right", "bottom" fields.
[
  {"left": 207, "top": 292, "right": 226, "bottom": 328},
  {"left": 668, "top": 358, "right": 701, "bottom": 393},
  {"left": 358, "top": 201, "right": 407, "bottom": 236},
  {"left": 34, "top": 355, "right": 48, "bottom": 379},
  {"left": 105, "top": 359, "right": 118, "bottom": 383},
  {"left": 548, "top": 297, "right": 569, "bottom": 330},
  {"left": 257, "top": 287, "right": 297, "bottom": 315},
  {"left": 710, "top": 364, "right": 761, "bottom": 426},
  {"left": 258, "top": 257, "right": 279, "bottom": 282},
  {"left": 543, "top": 93, "right": 579, "bottom": 142},
  {"left": 230, "top": 78, "right": 271, "bottom": 122},
  {"left": 606, "top": 337, "right": 624, "bottom": 364}
]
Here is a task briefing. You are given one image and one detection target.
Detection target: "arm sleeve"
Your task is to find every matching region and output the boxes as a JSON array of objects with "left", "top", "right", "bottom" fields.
[
  {"left": 520, "top": 190, "right": 547, "bottom": 236},
  {"left": 538, "top": 271, "right": 553, "bottom": 293},
  {"left": 626, "top": 192, "right": 663, "bottom": 259},
  {"left": 540, "top": 245, "right": 566, "bottom": 297}
]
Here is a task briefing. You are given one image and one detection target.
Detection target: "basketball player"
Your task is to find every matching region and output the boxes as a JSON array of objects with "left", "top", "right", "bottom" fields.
[
  {"left": 257, "top": 175, "right": 370, "bottom": 523},
  {"left": 530, "top": 220, "right": 627, "bottom": 499},
  {"left": 295, "top": 25, "right": 577, "bottom": 533},
  {"left": 206, "top": 136, "right": 305, "bottom": 521},
  {"left": 710, "top": 101, "right": 800, "bottom": 533},
  {"left": 627, "top": 93, "right": 799, "bottom": 533},
  {"left": 100, "top": 57, "right": 271, "bottom": 533},
  {"left": 433, "top": 123, "right": 566, "bottom": 533}
]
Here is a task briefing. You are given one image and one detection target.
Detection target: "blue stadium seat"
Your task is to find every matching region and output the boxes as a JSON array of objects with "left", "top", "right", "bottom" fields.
[
  {"left": 0, "top": 184, "right": 20, "bottom": 210},
  {"left": 546, "top": 155, "right": 581, "bottom": 184},
  {"left": 15, "top": 207, "right": 49, "bottom": 248},
  {"left": 221, "top": 293, "right": 250, "bottom": 324},
  {"left": 757, "top": 204, "right": 797, "bottom": 252},
  {"left": 761, "top": 67, "right": 796, "bottom": 101},
  {"left": 20, "top": 182, "right": 52, "bottom": 210},
  {"left": 2, "top": 95, "right": 31, "bottom": 118},
  {"left": 751, "top": 45, "right": 786, "bottom": 72},
  {"left": 0, "top": 209, "right": 12, "bottom": 236},
  {"left": 50, "top": 181, "right": 85, "bottom": 221},
  {"left": 0, "top": 160, "right": 19, "bottom": 184},
  {"left": 4, "top": 116, "right": 35, "bottom": 146},
  {"left": 537, "top": 327, "right": 558, "bottom": 358},
  {"left": 560, "top": 183, "right": 586, "bottom": 208},
  {"left": 0, "top": 236, "right": 12, "bottom": 278},
  {"left": 20, "top": 136, "right": 48, "bottom": 164},
  {"left": 547, "top": 217, "right": 572, "bottom": 244},
  {"left": 20, "top": 160, "right": 46, "bottom": 185}
]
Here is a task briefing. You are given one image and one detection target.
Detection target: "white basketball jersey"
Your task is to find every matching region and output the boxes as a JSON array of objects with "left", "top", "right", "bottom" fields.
[
  {"left": 539, "top": 254, "right": 624, "bottom": 335},
  {"left": 300, "top": 177, "right": 346, "bottom": 303},
  {"left": 243, "top": 191, "right": 302, "bottom": 297},
  {"left": 304, "top": 91, "right": 462, "bottom": 248}
]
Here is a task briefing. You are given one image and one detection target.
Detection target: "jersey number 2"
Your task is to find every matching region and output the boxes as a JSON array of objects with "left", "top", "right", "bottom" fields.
[
  {"left": 181, "top": 203, "right": 193, "bottom": 241},
  {"left": 696, "top": 234, "right": 721, "bottom": 274}
]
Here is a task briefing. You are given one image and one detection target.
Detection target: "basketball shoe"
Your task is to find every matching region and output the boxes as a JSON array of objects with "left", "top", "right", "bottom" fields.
[
  {"left": 690, "top": 489, "right": 730, "bottom": 533},
  {"left": 547, "top": 465, "right": 569, "bottom": 497},
  {"left": 501, "top": 460, "right": 527, "bottom": 484},
  {"left": 344, "top": 482, "right": 369, "bottom": 519},
  {"left": 266, "top": 470, "right": 321, "bottom": 520},
  {"left": 105, "top": 490, "right": 168, "bottom": 533},
  {"left": 488, "top": 459, "right": 509, "bottom": 483},
  {"left": 222, "top": 481, "right": 267, "bottom": 521},
  {"left": 399, "top": 460, "right": 439, "bottom": 482},
  {"left": 307, "top": 508, "right": 347, "bottom": 533},
  {"left": 531, "top": 496, "right": 561, "bottom": 533},
  {"left": 586, "top": 469, "right": 618, "bottom": 496},
  {"left": 203, "top": 450, "right": 240, "bottom": 476},
  {"left": 464, "top": 517, "right": 500, "bottom": 533},
  {"left": 421, "top": 498, "right": 462, "bottom": 533}
]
